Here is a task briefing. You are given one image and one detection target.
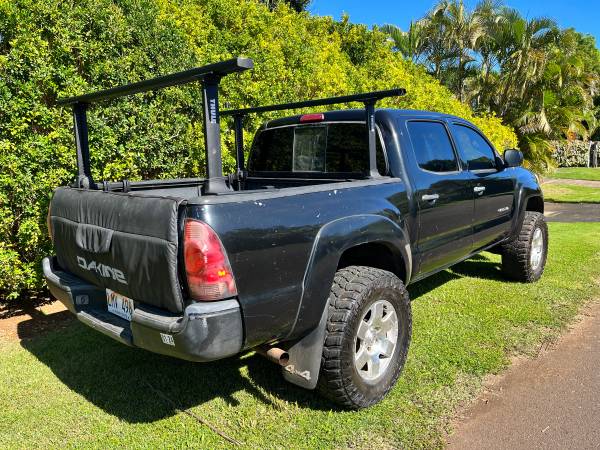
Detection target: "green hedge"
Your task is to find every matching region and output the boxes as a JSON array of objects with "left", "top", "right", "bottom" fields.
[{"left": 0, "top": 0, "right": 517, "bottom": 301}]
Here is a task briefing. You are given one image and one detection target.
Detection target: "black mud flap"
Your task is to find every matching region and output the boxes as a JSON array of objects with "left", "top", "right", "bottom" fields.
[
  {"left": 282, "top": 305, "right": 328, "bottom": 390},
  {"left": 50, "top": 187, "right": 186, "bottom": 313}
]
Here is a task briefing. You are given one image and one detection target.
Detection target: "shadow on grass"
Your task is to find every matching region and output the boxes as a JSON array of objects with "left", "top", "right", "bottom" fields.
[
  {"left": 408, "top": 253, "right": 503, "bottom": 300},
  {"left": 0, "top": 290, "right": 54, "bottom": 320},
  {"left": 17, "top": 254, "right": 504, "bottom": 422},
  {"left": 18, "top": 320, "right": 335, "bottom": 423},
  {"left": 450, "top": 253, "right": 505, "bottom": 281}
]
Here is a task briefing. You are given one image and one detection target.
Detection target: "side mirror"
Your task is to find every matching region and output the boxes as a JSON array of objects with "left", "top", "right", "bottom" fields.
[{"left": 503, "top": 149, "right": 523, "bottom": 167}]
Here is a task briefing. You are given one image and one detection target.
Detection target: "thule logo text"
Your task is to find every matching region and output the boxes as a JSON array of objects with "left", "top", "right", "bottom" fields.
[
  {"left": 209, "top": 98, "right": 217, "bottom": 123},
  {"left": 77, "top": 256, "right": 127, "bottom": 284}
]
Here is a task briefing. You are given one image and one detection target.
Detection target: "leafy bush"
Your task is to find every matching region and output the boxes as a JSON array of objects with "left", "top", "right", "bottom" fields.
[
  {"left": 0, "top": 0, "right": 517, "bottom": 301},
  {"left": 551, "top": 140, "right": 590, "bottom": 167}
]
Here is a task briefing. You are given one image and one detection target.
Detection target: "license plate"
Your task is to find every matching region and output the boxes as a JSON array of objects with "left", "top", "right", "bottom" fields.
[{"left": 106, "top": 289, "right": 134, "bottom": 321}]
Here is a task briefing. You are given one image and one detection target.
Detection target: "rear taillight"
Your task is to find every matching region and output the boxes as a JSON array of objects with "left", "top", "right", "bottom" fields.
[{"left": 183, "top": 219, "right": 237, "bottom": 301}]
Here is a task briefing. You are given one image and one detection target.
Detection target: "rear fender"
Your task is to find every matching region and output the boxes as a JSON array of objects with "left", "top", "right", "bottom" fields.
[
  {"left": 282, "top": 214, "right": 411, "bottom": 389},
  {"left": 289, "top": 214, "right": 411, "bottom": 340}
]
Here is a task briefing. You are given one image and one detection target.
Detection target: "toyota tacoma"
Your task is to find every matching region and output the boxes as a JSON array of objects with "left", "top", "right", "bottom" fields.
[{"left": 43, "top": 57, "right": 547, "bottom": 409}]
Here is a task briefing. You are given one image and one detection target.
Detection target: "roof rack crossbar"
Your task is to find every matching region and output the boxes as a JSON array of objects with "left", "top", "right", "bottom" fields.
[
  {"left": 57, "top": 57, "right": 253, "bottom": 106},
  {"left": 58, "top": 57, "right": 253, "bottom": 194},
  {"left": 221, "top": 88, "right": 405, "bottom": 117}
]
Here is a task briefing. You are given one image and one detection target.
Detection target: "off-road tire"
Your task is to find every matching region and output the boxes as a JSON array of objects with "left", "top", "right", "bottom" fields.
[
  {"left": 317, "top": 266, "right": 411, "bottom": 409},
  {"left": 501, "top": 211, "right": 548, "bottom": 282}
]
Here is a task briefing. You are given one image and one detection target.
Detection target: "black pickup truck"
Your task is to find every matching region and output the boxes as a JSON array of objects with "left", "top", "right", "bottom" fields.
[{"left": 44, "top": 57, "right": 547, "bottom": 409}]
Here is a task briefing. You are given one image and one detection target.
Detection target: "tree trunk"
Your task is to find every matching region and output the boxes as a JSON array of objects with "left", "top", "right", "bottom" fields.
[{"left": 457, "top": 53, "right": 463, "bottom": 102}]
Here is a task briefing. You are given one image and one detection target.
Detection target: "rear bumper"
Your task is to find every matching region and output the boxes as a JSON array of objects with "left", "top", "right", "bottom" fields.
[{"left": 42, "top": 257, "right": 244, "bottom": 362}]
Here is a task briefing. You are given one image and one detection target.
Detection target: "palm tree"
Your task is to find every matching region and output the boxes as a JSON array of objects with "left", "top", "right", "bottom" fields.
[
  {"left": 430, "top": 0, "right": 484, "bottom": 101},
  {"left": 380, "top": 0, "right": 600, "bottom": 171},
  {"left": 540, "top": 30, "right": 599, "bottom": 139},
  {"left": 469, "top": 0, "right": 504, "bottom": 110},
  {"left": 496, "top": 11, "right": 558, "bottom": 117},
  {"left": 380, "top": 22, "right": 427, "bottom": 64}
]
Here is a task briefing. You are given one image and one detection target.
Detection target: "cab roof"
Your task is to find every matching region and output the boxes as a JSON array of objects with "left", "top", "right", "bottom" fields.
[{"left": 263, "top": 108, "right": 470, "bottom": 129}]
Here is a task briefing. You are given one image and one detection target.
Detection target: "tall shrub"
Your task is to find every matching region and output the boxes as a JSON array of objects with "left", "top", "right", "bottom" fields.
[{"left": 0, "top": 0, "right": 517, "bottom": 301}]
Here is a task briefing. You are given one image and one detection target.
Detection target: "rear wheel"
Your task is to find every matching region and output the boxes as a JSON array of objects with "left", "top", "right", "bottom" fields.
[
  {"left": 317, "top": 266, "right": 411, "bottom": 409},
  {"left": 501, "top": 211, "right": 548, "bottom": 282}
]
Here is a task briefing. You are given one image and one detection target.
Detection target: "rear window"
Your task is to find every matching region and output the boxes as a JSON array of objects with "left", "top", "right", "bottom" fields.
[{"left": 247, "top": 123, "right": 387, "bottom": 175}]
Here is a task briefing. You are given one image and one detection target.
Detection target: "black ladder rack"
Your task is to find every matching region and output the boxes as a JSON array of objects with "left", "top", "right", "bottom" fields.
[
  {"left": 57, "top": 57, "right": 253, "bottom": 194},
  {"left": 222, "top": 88, "right": 406, "bottom": 178},
  {"left": 57, "top": 55, "right": 405, "bottom": 193}
]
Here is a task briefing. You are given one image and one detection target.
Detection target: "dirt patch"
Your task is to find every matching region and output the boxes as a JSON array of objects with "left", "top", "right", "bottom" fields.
[{"left": 0, "top": 299, "right": 72, "bottom": 342}]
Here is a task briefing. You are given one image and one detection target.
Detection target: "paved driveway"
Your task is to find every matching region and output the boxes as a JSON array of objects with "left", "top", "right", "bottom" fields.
[
  {"left": 545, "top": 202, "right": 600, "bottom": 222},
  {"left": 448, "top": 302, "right": 600, "bottom": 449}
]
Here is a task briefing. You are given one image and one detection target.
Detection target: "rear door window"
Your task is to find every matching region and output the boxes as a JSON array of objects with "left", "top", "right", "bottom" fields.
[
  {"left": 407, "top": 121, "right": 459, "bottom": 172},
  {"left": 248, "top": 122, "right": 387, "bottom": 175},
  {"left": 451, "top": 124, "right": 497, "bottom": 171}
]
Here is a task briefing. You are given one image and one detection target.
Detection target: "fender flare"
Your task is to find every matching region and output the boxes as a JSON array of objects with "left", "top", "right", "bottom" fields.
[
  {"left": 289, "top": 214, "right": 411, "bottom": 340},
  {"left": 282, "top": 214, "right": 411, "bottom": 389},
  {"left": 511, "top": 185, "right": 544, "bottom": 237}
]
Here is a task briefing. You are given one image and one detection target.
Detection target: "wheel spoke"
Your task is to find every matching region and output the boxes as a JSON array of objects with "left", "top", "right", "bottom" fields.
[
  {"left": 372, "top": 301, "right": 384, "bottom": 322},
  {"left": 356, "top": 320, "right": 369, "bottom": 340},
  {"left": 355, "top": 347, "right": 369, "bottom": 369},
  {"left": 380, "top": 311, "right": 397, "bottom": 333},
  {"left": 379, "top": 338, "right": 395, "bottom": 357},
  {"left": 368, "top": 355, "right": 381, "bottom": 378}
]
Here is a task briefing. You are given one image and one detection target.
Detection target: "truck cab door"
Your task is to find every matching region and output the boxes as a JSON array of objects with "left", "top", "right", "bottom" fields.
[
  {"left": 449, "top": 123, "right": 515, "bottom": 249},
  {"left": 403, "top": 120, "right": 474, "bottom": 276}
]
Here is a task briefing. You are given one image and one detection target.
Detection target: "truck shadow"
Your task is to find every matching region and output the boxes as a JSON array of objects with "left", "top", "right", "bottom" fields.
[
  {"left": 449, "top": 253, "right": 505, "bottom": 282},
  {"left": 18, "top": 254, "right": 503, "bottom": 420},
  {"left": 408, "top": 254, "right": 503, "bottom": 301},
  {"left": 18, "top": 320, "right": 336, "bottom": 423}
]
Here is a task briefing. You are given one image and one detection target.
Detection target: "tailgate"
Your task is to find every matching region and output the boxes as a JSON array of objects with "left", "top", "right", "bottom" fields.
[{"left": 49, "top": 187, "right": 186, "bottom": 313}]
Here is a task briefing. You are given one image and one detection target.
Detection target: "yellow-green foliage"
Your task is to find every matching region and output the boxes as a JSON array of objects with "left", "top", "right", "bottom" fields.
[{"left": 0, "top": 0, "right": 516, "bottom": 300}]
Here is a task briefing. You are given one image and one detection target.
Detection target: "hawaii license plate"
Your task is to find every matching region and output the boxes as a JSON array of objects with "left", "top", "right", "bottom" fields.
[{"left": 106, "top": 289, "right": 134, "bottom": 321}]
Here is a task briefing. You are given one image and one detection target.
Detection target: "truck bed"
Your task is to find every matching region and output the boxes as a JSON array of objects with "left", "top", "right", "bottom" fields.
[
  {"left": 99, "top": 175, "right": 366, "bottom": 198},
  {"left": 48, "top": 174, "right": 389, "bottom": 315}
]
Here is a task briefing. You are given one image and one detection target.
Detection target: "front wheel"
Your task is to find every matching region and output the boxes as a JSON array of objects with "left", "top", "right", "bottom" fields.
[
  {"left": 501, "top": 211, "right": 548, "bottom": 282},
  {"left": 317, "top": 266, "right": 412, "bottom": 409}
]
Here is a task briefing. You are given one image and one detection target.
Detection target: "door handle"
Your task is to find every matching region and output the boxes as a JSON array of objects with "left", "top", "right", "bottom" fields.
[
  {"left": 474, "top": 186, "right": 486, "bottom": 194},
  {"left": 422, "top": 194, "right": 440, "bottom": 202}
]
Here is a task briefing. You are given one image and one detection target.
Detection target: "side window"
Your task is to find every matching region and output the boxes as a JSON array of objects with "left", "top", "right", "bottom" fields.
[
  {"left": 407, "top": 121, "right": 458, "bottom": 172},
  {"left": 451, "top": 124, "right": 497, "bottom": 171}
]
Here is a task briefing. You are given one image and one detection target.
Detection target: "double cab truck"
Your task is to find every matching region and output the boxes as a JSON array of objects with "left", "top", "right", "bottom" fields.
[{"left": 44, "top": 57, "right": 547, "bottom": 409}]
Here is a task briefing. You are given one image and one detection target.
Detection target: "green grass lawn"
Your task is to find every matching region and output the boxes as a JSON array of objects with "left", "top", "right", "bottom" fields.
[
  {"left": 550, "top": 167, "right": 600, "bottom": 181},
  {"left": 543, "top": 183, "right": 600, "bottom": 203},
  {"left": 2, "top": 223, "right": 600, "bottom": 448}
]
